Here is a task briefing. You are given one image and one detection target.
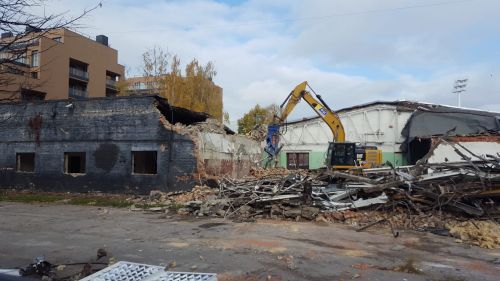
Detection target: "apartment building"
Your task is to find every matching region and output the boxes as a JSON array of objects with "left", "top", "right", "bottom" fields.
[{"left": 0, "top": 28, "right": 124, "bottom": 101}]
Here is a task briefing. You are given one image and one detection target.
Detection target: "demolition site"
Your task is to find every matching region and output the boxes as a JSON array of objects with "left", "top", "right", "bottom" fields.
[
  {"left": 0, "top": 18, "right": 499, "bottom": 281},
  {"left": 0, "top": 83, "right": 499, "bottom": 281}
]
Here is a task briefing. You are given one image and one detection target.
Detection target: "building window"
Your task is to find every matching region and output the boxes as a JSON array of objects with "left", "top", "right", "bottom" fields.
[
  {"left": 21, "top": 88, "right": 45, "bottom": 101},
  {"left": 64, "top": 152, "right": 86, "bottom": 174},
  {"left": 69, "top": 58, "right": 88, "bottom": 81},
  {"left": 286, "top": 152, "right": 309, "bottom": 170},
  {"left": 30, "top": 71, "right": 38, "bottom": 79},
  {"left": 132, "top": 151, "right": 157, "bottom": 175},
  {"left": 68, "top": 83, "right": 87, "bottom": 98},
  {"left": 16, "top": 153, "right": 35, "bottom": 172},
  {"left": 53, "top": 37, "right": 62, "bottom": 43},
  {"left": 14, "top": 53, "right": 28, "bottom": 65},
  {"left": 31, "top": 50, "right": 39, "bottom": 67}
]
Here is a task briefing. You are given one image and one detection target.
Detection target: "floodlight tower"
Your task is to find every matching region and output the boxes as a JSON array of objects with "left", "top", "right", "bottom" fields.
[{"left": 452, "top": 78, "right": 468, "bottom": 107}]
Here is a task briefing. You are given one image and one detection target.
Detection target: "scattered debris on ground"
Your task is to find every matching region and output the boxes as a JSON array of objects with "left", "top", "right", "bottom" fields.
[
  {"left": 128, "top": 138, "right": 499, "bottom": 248},
  {"left": 2, "top": 137, "right": 498, "bottom": 249},
  {"left": 17, "top": 249, "right": 113, "bottom": 281},
  {"left": 447, "top": 220, "right": 500, "bottom": 249},
  {"left": 79, "top": 261, "right": 218, "bottom": 281}
]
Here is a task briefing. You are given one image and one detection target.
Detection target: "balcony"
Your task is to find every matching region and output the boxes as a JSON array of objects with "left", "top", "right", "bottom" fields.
[
  {"left": 106, "top": 79, "right": 117, "bottom": 89},
  {"left": 68, "top": 87, "right": 87, "bottom": 99},
  {"left": 69, "top": 67, "right": 88, "bottom": 82},
  {"left": 5, "top": 39, "right": 40, "bottom": 50}
]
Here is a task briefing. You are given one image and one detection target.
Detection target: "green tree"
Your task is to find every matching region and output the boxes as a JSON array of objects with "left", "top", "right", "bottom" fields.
[{"left": 237, "top": 104, "right": 278, "bottom": 134}]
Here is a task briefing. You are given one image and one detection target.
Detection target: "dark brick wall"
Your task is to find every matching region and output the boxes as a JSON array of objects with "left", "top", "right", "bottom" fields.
[{"left": 0, "top": 96, "right": 198, "bottom": 194}]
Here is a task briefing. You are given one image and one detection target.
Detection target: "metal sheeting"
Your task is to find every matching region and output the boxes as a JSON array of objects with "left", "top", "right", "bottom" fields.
[
  {"left": 401, "top": 107, "right": 500, "bottom": 152},
  {"left": 80, "top": 261, "right": 217, "bottom": 281}
]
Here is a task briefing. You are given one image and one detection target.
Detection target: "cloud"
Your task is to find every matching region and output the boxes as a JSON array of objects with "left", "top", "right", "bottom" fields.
[{"left": 37, "top": 0, "right": 500, "bottom": 128}]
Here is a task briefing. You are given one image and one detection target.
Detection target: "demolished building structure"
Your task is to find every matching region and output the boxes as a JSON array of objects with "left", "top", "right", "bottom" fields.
[
  {"left": 278, "top": 101, "right": 500, "bottom": 169},
  {"left": 1, "top": 96, "right": 499, "bottom": 195},
  {"left": 0, "top": 95, "right": 261, "bottom": 193}
]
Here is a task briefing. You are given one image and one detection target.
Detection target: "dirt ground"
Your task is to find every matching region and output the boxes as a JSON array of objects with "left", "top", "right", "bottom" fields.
[{"left": 0, "top": 202, "right": 499, "bottom": 281}]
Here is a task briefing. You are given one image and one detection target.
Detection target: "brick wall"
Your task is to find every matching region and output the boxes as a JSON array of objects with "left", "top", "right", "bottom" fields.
[{"left": 0, "top": 96, "right": 198, "bottom": 194}]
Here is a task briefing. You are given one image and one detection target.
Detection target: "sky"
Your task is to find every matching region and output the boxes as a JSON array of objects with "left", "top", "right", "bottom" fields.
[{"left": 37, "top": 0, "right": 500, "bottom": 127}]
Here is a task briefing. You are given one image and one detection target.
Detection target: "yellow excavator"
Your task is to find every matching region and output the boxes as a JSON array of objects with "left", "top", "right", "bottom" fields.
[{"left": 265, "top": 81, "right": 382, "bottom": 169}]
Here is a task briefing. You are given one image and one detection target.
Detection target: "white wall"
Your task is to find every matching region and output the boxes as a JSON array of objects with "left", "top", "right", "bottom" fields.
[
  {"left": 280, "top": 104, "right": 413, "bottom": 153},
  {"left": 428, "top": 141, "right": 500, "bottom": 163}
]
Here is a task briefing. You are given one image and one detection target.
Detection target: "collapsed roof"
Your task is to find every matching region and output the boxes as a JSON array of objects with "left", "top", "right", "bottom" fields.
[
  {"left": 281, "top": 99, "right": 500, "bottom": 140},
  {"left": 400, "top": 105, "right": 500, "bottom": 152}
]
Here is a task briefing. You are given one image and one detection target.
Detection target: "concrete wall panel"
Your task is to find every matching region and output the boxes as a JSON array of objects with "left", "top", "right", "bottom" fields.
[{"left": 199, "top": 132, "right": 261, "bottom": 178}]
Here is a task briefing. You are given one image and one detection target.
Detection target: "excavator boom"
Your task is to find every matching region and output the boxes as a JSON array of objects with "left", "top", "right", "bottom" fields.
[{"left": 278, "top": 81, "right": 345, "bottom": 142}]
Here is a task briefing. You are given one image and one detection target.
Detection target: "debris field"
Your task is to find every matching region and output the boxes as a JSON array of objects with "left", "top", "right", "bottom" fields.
[{"left": 130, "top": 138, "right": 500, "bottom": 249}]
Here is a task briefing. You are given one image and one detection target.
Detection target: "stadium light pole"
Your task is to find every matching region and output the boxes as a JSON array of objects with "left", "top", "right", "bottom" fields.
[{"left": 452, "top": 78, "right": 468, "bottom": 107}]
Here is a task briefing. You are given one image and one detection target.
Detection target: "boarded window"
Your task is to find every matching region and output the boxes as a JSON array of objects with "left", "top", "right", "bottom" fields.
[
  {"left": 132, "top": 151, "right": 157, "bottom": 174},
  {"left": 16, "top": 153, "right": 35, "bottom": 172},
  {"left": 64, "top": 152, "right": 86, "bottom": 174},
  {"left": 286, "top": 152, "right": 309, "bottom": 170}
]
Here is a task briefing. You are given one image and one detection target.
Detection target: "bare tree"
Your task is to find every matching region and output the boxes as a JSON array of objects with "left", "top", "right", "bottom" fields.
[
  {"left": 141, "top": 45, "right": 170, "bottom": 94},
  {"left": 0, "top": 0, "right": 102, "bottom": 101}
]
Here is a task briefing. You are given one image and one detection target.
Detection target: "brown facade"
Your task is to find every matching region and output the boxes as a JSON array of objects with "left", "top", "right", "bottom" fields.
[{"left": 0, "top": 28, "right": 124, "bottom": 101}]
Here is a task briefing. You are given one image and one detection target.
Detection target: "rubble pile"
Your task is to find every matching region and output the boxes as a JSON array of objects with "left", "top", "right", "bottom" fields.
[
  {"left": 130, "top": 185, "right": 217, "bottom": 206},
  {"left": 188, "top": 155, "right": 499, "bottom": 220},
  {"left": 245, "top": 124, "right": 267, "bottom": 141},
  {"left": 249, "top": 167, "right": 291, "bottom": 177},
  {"left": 447, "top": 220, "right": 500, "bottom": 249},
  {"left": 186, "top": 118, "right": 228, "bottom": 134},
  {"left": 170, "top": 118, "right": 227, "bottom": 135},
  {"left": 131, "top": 140, "right": 499, "bottom": 248}
]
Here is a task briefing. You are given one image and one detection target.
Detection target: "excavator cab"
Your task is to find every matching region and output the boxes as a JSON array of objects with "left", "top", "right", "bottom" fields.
[
  {"left": 326, "top": 142, "right": 382, "bottom": 169},
  {"left": 326, "top": 142, "right": 356, "bottom": 169}
]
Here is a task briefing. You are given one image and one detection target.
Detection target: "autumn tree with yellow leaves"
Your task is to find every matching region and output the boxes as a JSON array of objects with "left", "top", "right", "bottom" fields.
[
  {"left": 237, "top": 104, "right": 279, "bottom": 134},
  {"left": 140, "top": 46, "right": 224, "bottom": 121}
]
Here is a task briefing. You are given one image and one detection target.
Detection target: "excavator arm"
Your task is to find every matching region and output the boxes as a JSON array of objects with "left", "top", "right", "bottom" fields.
[{"left": 278, "top": 81, "right": 345, "bottom": 142}]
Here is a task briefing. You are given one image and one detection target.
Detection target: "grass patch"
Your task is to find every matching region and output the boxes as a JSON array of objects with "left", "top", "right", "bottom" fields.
[
  {"left": 168, "top": 203, "right": 185, "bottom": 211},
  {"left": 134, "top": 203, "right": 166, "bottom": 209},
  {"left": 0, "top": 193, "right": 65, "bottom": 203},
  {"left": 67, "top": 197, "right": 132, "bottom": 208},
  {"left": 0, "top": 192, "right": 133, "bottom": 208}
]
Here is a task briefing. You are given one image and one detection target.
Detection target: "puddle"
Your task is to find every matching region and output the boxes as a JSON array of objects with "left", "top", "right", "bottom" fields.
[{"left": 198, "top": 222, "right": 228, "bottom": 229}]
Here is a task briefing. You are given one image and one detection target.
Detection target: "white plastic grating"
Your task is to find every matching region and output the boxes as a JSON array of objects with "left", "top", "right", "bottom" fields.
[
  {"left": 80, "top": 261, "right": 217, "bottom": 281},
  {"left": 150, "top": 272, "right": 217, "bottom": 281}
]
